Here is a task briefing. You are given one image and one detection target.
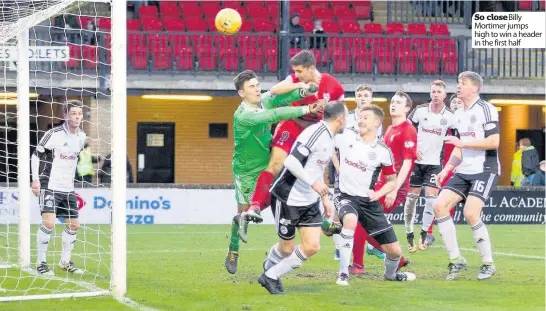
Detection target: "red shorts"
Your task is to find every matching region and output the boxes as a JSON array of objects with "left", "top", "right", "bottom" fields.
[
  {"left": 375, "top": 183, "right": 409, "bottom": 214},
  {"left": 271, "top": 120, "right": 305, "bottom": 154}
]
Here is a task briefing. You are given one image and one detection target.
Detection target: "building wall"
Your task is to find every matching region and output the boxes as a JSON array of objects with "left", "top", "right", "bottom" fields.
[{"left": 126, "top": 97, "right": 543, "bottom": 186}]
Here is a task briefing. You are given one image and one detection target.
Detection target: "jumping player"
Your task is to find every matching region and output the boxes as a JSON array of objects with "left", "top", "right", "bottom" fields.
[
  {"left": 239, "top": 50, "right": 344, "bottom": 231},
  {"left": 225, "top": 70, "right": 320, "bottom": 274}
]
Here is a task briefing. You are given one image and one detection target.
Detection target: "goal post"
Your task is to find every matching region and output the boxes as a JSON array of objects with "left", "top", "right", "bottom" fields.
[{"left": 0, "top": 0, "right": 126, "bottom": 301}]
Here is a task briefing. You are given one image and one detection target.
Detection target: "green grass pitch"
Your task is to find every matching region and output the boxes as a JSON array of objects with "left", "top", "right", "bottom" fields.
[{"left": 0, "top": 224, "right": 544, "bottom": 310}]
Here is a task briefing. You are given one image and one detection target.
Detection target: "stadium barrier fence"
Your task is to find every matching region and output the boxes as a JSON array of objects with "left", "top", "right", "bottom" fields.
[{"left": 0, "top": 185, "right": 542, "bottom": 225}]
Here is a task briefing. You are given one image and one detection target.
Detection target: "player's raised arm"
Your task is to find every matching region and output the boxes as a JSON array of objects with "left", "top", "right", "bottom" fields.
[
  {"left": 270, "top": 75, "right": 306, "bottom": 95},
  {"left": 451, "top": 105, "right": 499, "bottom": 151},
  {"left": 237, "top": 104, "right": 316, "bottom": 128}
]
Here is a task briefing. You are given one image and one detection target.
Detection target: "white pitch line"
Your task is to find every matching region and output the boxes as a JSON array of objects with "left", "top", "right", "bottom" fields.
[
  {"left": 430, "top": 246, "right": 545, "bottom": 260},
  {"left": 116, "top": 296, "right": 158, "bottom": 311},
  {"left": 128, "top": 231, "right": 226, "bottom": 235}
]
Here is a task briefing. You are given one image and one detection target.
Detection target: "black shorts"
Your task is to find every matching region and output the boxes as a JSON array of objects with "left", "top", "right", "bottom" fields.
[
  {"left": 336, "top": 193, "right": 397, "bottom": 245},
  {"left": 270, "top": 195, "right": 323, "bottom": 240},
  {"left": 442, "top": 172, "right": 499, "bottom": 203},
  {"left": 39, "top": 189, "right": 79, "bottom": 219},
  {"left": 410, "top": 164, "right": 442, "bottom": 188}
]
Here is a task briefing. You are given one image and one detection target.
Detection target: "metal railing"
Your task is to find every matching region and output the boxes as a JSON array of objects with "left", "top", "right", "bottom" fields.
[
  {"left": 20, "top": 29, "right": 546, "bottom": 82},
  {"left": 387, "top": 0, "right": 475, "bottom": 25}
]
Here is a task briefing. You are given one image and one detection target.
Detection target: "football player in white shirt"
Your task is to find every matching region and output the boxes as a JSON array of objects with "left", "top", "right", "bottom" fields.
[
  {"left": 404, "top": 80, "right": 457, "bottom": 252},
  {"left": 330, "top": 85, "right": 385, "bottom": 270},
  {"left": 258, "top": 101, "right": 347, "bottom": 295},
  {"left": 334, "top": 105, "right": 416, "bottom": 285},
  {"left": 435, "top": 71, "right": 499, "bottom": 281},
  {"left": 31, "top": 100, "right": 86, "bottom": 276}
]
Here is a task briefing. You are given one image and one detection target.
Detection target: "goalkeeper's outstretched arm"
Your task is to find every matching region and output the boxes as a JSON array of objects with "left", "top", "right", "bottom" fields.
[
  {"left": 270, "top": 76, "right": 305, "bottom": 95},
  {"left": 237, "top": 105, "right": 311, "bottom": 128}
]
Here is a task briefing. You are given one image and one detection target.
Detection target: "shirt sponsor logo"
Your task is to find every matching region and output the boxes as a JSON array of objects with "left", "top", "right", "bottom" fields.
[
  {"left": 344, "top": 158, "right": 367, "bottom": 172},
  {"left": 317, "top": 159, "right": 330, "bottom": 165},
  {"left": 59, "top": 153, "right": 78, "bottom": 160},
  {"left": 460, "top": 132, "right": 476, "bottom": 138},
  {"left": 421, "top": 128, "right": 442, "bottom": 136}
]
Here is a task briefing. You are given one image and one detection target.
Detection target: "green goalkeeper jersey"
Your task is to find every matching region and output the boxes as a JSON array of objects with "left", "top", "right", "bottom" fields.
[{"left": 232, "top": 90, "right": 305, "bottom": 176}]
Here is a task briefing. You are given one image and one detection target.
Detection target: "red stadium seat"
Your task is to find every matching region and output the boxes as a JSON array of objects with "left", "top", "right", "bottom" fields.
[
  {"left": 265, "top": 48, "right": 277, "bottom": 71},
  {"left": 185, "top": 18, "right": 208, "bottom": 31},
  {"left": 141, "top": 17, "right": 163, "bottom": 31},
  {"left": 127, "top": 34, "right": 146, "bottom": 51},
  {"left": 289, "top": 2, "right": 307, "bottom": 11},
  {"left": 398, "top": 50, "right": 418, "bottom": 74},
  {"left": 223, "top": 1, "right": 244, "bottom": 10},
  {"left": 291, "top": 7, "right": 313, "bottom": 19},
  {"left": 353, "top": 50, "right": 373, "bottom": 73},
  {"left": 220, "top": 48, "right": 239, "bottom": 71},
  {"left": 200, "top": 2, "right": 221, "bottom": 14},
  {"left": 249, "top": 7, "right": 270, "bottom": 18},
  {"left": 244, "top": 1, "right": 265, "bottom": 10},
  {"left": 407, "top": 23, "right": 427, "bottom": 35},
  {"left": 239, "top": 20, "right": 254, "bottom": 32},
  {"left": 138, "top": 5, "right": 158, "bottom": 17},
  {"left": 181, "top": 5, "right": 203, "bottom": 16},
  {"left": 392, "top": 37, "right": 413, "bottom": 54},
  {"left": 254, "top": 18, "right": 275, "bottom": 32},
  {"left": 363, "top": 23, "right": 383, "bottom": 34},
  {"left": 170, "top": 35, "right": 191, "bottom": 50},
  {"left": 175, "top": 47, "right": 194, "bottom": 71},
  {"left": 442, "top": 57, "right": 458, "bottom": 75},
  {"left": 354, "top": 3, "right": 372, "bottom": 19},
  {"left": 430, "top": 24, "right": 449, "bottom": 36},
  {"left": 310, "top": 1, "right": 329, "bottom": 9},
  {"left": 299, "top": 20, "right": 314, "bottom": 32},
  {"left": 147, "top": 34, "right": 169, "bottom": 52},
  {"left": 197, "top": 47, "right": 218, "bottom": 70},
  {"left": 66, "top": 44, "right": 81, "bottom": 68},
  {"left": 335, "top": 8, "right": 357, "bottom": 20},
  {"left": 376, "top": 49, "right": 395, "bottom": 74},
  {"left": 82, "top": 46, "right": 98, "bottom": 69},
  {"left": 215, "top": 35, "right": 237, "bottom": 49},
  {"left": 321, "top": 20, "right": 340, "bottom": 33},
  {"left": 386, "top": 23, "right": 405, "bottom": 35},
  {"left": 340, "top": 20, "right": 361, "bottom": 34},
  {"left": 331, "top": 49, "right": 350, "bottom": 73},
  {"left": 414, "top": 37, "right": 435, "bottom": 55},
  {"left": 422, "top": 58, "right": 439, "bottom": 74},
  {"left": 97, "top": 18, "right": 111, "bottom": 31},
  {"left": 152, "top": 48, "right": 173, "bottom": 70},
  {"left": 77, "top": 16, "right": 94, "bottom": 28},
  {"left": 328, "top": 37, "right": 347, "bottom": 53},
  {"left": 242, "top": 49, "right": 264, "bottom": 72},
  {"left": 260, "top": 36, "right": 277, "bottom": 50},
  {"left": 541, "top": 1, "right": 545, "bottom": 9},
  {"left": 192, "top": 35, "right": 215, "bottom": 49},
  {"left": 160, "top": 4, "right": 181, "bottom": 18},
  {"left": 518, "top": 0, "right": 532, "bottom": 10},
  {"left": 333, "top": 1, "right": 352, "bottom": 8},
  {"left": 131, "top": 53, "right": 148, "bottom": 70},
  {"left": 313, "top": 8, "right": 333, "bottom": 20},
  {"left": 127, "top": 19, "right": 141, "bottom": 31},
  {"left": 164, "top": 19, "right": 185, "bottom": 31}
]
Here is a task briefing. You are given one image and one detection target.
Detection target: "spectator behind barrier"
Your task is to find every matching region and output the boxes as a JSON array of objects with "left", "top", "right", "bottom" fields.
[
  {"left": 520, "top": 137, "right": 540, "bottom": 185},
  {"left": 289, "top": 13, "right": 305, "bottom": 48},
  {"left": 309, "top": 20, "right": 327, "bottom": 50},
  {"left": 510, "top": 141, "right": 524, "bottom": 186},
  {"left": 532, "top": 160, "right": 545, "bottom": 186}
]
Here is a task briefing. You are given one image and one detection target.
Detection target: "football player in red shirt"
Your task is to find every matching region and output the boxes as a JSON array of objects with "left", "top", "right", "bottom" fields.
[
  {"left": 425, "top": 95, "right": 463, "bottom": 240},
  {"left": 240, "top": 50, "right": 345, "bottom": 238},
  {"left": 350, "top": 91, "right": 417, "bottom": 274}
]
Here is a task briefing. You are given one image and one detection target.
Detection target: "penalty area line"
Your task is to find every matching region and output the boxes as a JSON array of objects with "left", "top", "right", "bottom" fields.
[
  {"left": 430, "top": 246, "right": 545, "bottom": 260},
  {"left": 116, "top": 296, "right": 158, "bottom": 311}
]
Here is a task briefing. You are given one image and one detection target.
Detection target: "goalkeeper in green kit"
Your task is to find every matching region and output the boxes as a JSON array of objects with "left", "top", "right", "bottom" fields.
[{"left": 226, "top": 70, "right": 320, "bottom": 274}]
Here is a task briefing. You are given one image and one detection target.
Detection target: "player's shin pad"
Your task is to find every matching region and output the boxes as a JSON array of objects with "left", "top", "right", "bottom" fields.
[{"left": 403, "top": 194, "right": 418, "bottom": 234}]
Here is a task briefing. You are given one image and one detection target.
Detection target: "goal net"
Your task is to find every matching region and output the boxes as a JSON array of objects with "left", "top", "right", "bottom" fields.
[{"left": 0, "top": 0, "right": 126, "bottom": 301}]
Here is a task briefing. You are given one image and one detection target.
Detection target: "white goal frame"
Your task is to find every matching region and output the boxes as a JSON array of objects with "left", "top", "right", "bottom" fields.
[{"left": 1, "top": 0, "right": 127, "bottom": 302}]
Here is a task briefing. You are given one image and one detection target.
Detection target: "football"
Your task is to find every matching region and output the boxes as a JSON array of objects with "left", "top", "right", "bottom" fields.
[{"left": 215, "top": 8, "right": 242, "bottom": 35}]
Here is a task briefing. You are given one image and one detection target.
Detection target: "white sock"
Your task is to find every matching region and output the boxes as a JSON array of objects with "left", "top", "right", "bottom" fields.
[
  {"left": 37, "top": 225, "right": 52, "bottom": 263},
  {"left": 367, "top": 244, "right": 375, "bottom": 250},
  {"left": 333, "top": 234, "right": 343, "bottom": 250},
  {"left": 421, "top": 196, "right": 436, "bottom": 232},
  {"left": 471, "top": 221, "right": 493, "bottom": 264},
  {"left": 265, "top": 245, "right": 307, "bottom": 280},
  {"left": 61, "top": 227, "right": 77, "bottom": 264},
  {"left": 339, "top": 228, "right": 354, "bottom": 275},
  {"left": 403, "top": 194, "right": 419, "bottom": 234},
  {"left": 264, "top": 244, "right": 284, "bottom": 270},
  {"left": 384, "top": 255, "right": 401, "bottom": 279},
  {"left": 437, "top": 216, "right": 461, "bottom": 261}
]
